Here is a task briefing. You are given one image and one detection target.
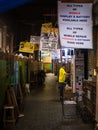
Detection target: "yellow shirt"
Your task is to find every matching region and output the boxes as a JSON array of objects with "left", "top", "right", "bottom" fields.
[{"left": 59, "top": 67, "right": 66, "bottom": 83}]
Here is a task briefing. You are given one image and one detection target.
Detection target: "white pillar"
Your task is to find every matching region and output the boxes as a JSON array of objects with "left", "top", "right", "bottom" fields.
[{"left": 72, "top": 54, "right": 76, "bottom": 93}]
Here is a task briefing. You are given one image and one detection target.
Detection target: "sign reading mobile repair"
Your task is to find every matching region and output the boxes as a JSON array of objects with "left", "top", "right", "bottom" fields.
[{"left": 58, "top": 1, "right": 93, "bottom": 49}]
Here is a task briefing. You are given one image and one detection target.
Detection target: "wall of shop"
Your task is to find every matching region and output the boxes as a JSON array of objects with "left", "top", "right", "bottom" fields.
[
  {"left": 0, "top": 52, "right": 45, "bottom": 126},
  {"left": 0, "top": 53, "right": 10, "bottom": 124},
  {"left": 0, "top": 53, "right": 27, "bottom": 124}
]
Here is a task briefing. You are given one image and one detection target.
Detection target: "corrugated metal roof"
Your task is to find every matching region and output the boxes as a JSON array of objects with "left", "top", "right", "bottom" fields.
[{"left": 0, "top": 0, "right": 32, "bottom": 12}]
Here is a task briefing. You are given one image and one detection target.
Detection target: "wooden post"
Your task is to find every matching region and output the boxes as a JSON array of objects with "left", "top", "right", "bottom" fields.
[
  {"left": 10, "top": 33, "right": 14, "bottom": 53},
  {"left": 2, "top": 26, "right": 7, "bottom": 52},
  {"left": 0, "top": 28, "right": 2, "bottom": 48},
  {"left": 60, "top": 49, "right": 62, "bottom": 63},
  {"left": 39, "top": 51, "right": 41, "bottom": 61},
  {"left": 72, "top": 54, "right": 76, "bottom": 93},
  {"left": 95, "top": 27, "right": 98, "bottom": 123}
]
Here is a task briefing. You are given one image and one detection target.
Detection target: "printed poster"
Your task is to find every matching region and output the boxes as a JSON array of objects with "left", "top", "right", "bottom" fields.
[
  {"left": 40, "top": 23, "right": 58, "bottom": 52},
  {"left": 30, "top": 36, "right": 40, "bottom": 51},
  {"left": 58, "top": 1, "right": 93, "bottom": 49}
]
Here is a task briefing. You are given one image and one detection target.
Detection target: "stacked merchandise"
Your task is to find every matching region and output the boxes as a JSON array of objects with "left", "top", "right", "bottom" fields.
[{"left": 82, "top": 80, "right": 96, "bottom": 123}]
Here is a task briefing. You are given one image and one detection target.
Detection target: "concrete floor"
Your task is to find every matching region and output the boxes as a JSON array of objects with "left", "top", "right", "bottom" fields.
[{"left": 2, "top": 73, "right": 94, "bottom": 130}]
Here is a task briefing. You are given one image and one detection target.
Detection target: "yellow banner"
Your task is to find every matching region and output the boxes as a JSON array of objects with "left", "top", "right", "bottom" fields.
[
  {"left": 42, "top": 22, "right": 52, "bottom": 28},
  {"left": 19, "top": 42, "right": 34, "bottom": 53},
  {"left": 41, "top": 22, "right": 52, "bottom": 33}
]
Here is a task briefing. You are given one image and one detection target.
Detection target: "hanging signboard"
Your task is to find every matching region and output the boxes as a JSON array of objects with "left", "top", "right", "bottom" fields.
[
  {"left": 58, "top": 1, "right": 93, "bottom": 49},
  {"left": 19, "top": 41, "right": 34, "bottom": 53},
  {"left": 30, "top": 35, "right": 40, "bottom": 51},
  {"left": 30, "top": 36, "right": 40, "bottom": 44},
  {"left": 40, "top": 23, "right": 58, "bottom": 52}
]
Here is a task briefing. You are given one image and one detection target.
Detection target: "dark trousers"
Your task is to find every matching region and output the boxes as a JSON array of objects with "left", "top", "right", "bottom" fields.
[{"left": 58, "top": 83, "right": 65, "bottom": 98}]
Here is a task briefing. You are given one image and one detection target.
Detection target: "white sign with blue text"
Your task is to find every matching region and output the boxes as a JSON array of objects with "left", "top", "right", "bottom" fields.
[{"left": 58, "top": 1, "right": 93, "bottom": 49}]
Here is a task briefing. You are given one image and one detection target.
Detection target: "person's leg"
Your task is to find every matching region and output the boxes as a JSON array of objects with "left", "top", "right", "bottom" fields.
[{"left": 59, "top": 83, "right": 64, "bottom": 100}]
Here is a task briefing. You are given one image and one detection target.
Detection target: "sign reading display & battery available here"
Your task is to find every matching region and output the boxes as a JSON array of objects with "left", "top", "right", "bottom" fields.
[{"left": 58, "top": 1, "right": 93, "bottom": 49}]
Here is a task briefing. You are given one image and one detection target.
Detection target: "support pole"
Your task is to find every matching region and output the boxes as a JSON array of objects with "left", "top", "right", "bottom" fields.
[{"left": 95, "top": 27, "right": 98, "bottom": 123}]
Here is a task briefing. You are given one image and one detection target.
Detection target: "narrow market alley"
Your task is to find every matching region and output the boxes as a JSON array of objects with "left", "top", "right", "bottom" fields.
[{"left": 3, "top": 73, "right": 94, "bottom": 130}]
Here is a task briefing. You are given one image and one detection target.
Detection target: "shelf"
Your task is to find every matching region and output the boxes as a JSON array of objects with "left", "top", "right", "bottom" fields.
[{"left": 82, "top": 80, "right": 96, "bottom": 122}]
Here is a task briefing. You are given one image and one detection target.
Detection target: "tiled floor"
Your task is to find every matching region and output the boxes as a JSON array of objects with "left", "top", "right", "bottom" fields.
[{"left": 2, "top": 73, "right": 94, "bottom": 130}]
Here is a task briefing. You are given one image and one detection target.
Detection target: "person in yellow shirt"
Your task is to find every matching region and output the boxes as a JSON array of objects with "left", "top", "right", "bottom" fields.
[{"left": 58, "top": 63, "right": 66, "bottom": 101}]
